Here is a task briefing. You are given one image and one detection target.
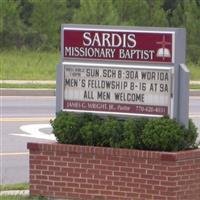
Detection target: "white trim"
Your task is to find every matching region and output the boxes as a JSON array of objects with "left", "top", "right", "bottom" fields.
[
  {"left": 61, "top": 66, "right": 64, "bottom": 110},
  {"left": 170, "top": 67, "right": 175, "bottom": 118},
  {"left": 172, "top": 32, "right": 175, "bottom": 63},
  {"left": 63, "top": 26, "right": 175, "bottom": 34},
  {"left": 62, "top": 61, "right": 173, "bottom": 70}
]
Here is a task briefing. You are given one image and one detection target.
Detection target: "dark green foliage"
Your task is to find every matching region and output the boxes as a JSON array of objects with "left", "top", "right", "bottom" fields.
[
  {"left": 73, "top": 0, "right": 118, "bottom": 25},
  {"left": 141, "top": 117, "right": 198, "bottom": 151},
  {"left": 79, "top": 114, "right": 102, "bottom": 146},
  {"left": 19, "top": 0, "right": 33, "bottom": 27},
  {"left": 100, "top": 117, "right": 123, "bottom": 147},
  {"left": 182, "top": 119, "right": 198, "bottom": 149},
  {"left": 141, "top": 117, "right": 184, "bottom": 151},
  {"left": 50, "top": 112, "right": 83, "bottom": 144},
  {"left": 131, "top": 118, "right": 149, "bottom": 149},
  {"left": 187, "top": 44, "right": 200, "bottom": 64},
  {"left": 1, "top": 0, "right": 200, "bottom": 63},
  {"left": 51, "top": 112, "right": 198, "bottom": 151},
  {"left": 121, "top": 119, "right": 136, "bottom": 148}
]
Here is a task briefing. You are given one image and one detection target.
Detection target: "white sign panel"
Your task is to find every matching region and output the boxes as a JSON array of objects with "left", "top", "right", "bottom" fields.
[{"left": 62, "top": 62, "right": 173, "bottom": 117}]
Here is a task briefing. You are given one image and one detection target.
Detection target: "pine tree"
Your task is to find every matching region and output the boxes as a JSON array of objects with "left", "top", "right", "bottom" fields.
[
  {"left": 184, "top": 0, "right": 200, "bottom": 63},
  {"left": 145, "top": 0, "right": 168, "bottom": 27},
  {"left": 66, "top": 0, "right": 80, "bottom": 22},
  {"left": 171, "top": 0, "right": 200, "bottom": 63},
  {"left": 114, "top": 0, "right": 150, "bottom": 26},
  {"left": 73, "top": 0, "right": 118, "bottom": 25},
  {"left": 113, "top": 0, "right": 168, "bottom": 27},
  {"left": 30, "top": 0, "right": 67, "bottom": 50},
  {"left": 0, "top": 0, "right": 24, "bottom": 48}
]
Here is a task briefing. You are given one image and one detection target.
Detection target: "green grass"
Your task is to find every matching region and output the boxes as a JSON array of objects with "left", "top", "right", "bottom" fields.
[
  {"left": 188, "top": 63, "right": 200, "bottom": 80},
  {"left": 0, "top": 83, "right": 56, "bottom": 89},
  {"left": 0, "top": 50, "right": 200, "bottom": 81},
  {"left": 0, "top": 196, "right": 46, "bottom": 200},
  {"left": 0, "top": 183, "right": 29, "bottom": 191},
  {"left": 0, "top": 50, "right": 59, "bottom": 80},
  {"left": 0, "top": 183, "right": 46, "bottom": 200},
  {"left": 190, "top": 84, "right": 200, "bottom": 90}
]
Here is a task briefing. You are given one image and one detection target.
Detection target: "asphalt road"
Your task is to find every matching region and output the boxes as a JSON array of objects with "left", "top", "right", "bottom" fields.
[
  {"left": 1, "top": 96, "right": 55, "bottom": 185},
  {"left": 0, "top": 96, "right": 200, "bottom": 185}
]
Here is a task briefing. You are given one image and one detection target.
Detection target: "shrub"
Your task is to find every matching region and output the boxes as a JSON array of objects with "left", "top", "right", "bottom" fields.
[
  {"left": 131, "top": 118, "right": 149, "bottom": 149},
  {"left": 51, "top": 112, "right": 198, "bottom": 151},
  {"left": 120, "top": 119, "right": 136, "bottom": 148},
  {"left": 80, "top": 116, "right": 102, "bottom": 146},
  {"left": 50, "top": 112, "right": 84, "bottom": 144},
  {"left": 182, "top": 119, "right": 198, "bottom": 149},
  {"left": 99, "top": 117, "right": 124, "bottom": 147},
  {"left": 141, "top": 117, "right": 198, "bottom": 151}
]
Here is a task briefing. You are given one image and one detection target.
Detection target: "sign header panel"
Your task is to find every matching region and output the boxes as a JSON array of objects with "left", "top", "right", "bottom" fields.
[
  {"left": 62, "top": 62, "right": 173, "bottom": 117},
  {"left": 63, "top": 28, "right": 174, "bottom": 63}
]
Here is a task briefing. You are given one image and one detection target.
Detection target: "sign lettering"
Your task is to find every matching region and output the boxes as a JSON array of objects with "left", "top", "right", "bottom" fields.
[
  {"left": 63, "top": 28, "right": 174, "bottom": 63},
  {"left": 63, "top": 63, "right": 172, "bottom": 116}
]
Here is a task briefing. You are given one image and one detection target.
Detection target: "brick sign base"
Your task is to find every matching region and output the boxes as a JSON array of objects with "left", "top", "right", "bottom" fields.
[{"left": 27, "top": 143, "right": 200, "bottom": 200}]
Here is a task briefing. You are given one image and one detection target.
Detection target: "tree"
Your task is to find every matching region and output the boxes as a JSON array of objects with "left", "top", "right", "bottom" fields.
[
  {"left": 169, "top": 0, "right": 185, "bottom": 27},
  {"left": 113, "top": 0, "right": 168, "bottom": 27},
  {"left": 184, "top": 0, "right": 200, "bottom": 63},
  {"left": 30, "top": 0, "right": 67, "bottom": 50},
  {"left": 113, "top": 0, "right": 151, "bottom": 26},
  {"left": 142, "top": 0, "right": 168, "bottom": 26},
  {"left": 73, "top": 0, "right": 118, "bottom": 25},
  {"left": 66, "top": 0, "right": 80, "bottom": 22},
  {"left": 0, "top": 0, "right": 24, "bottom": 48},
  {"left": 170, "top": 0, "right": 200, "bottom": 63},
  {"left": 19, "top": 0, "right": 34, "bottom": 27},
  {"left": 163, "top": 0, "right": 178, "bottom": 26}
]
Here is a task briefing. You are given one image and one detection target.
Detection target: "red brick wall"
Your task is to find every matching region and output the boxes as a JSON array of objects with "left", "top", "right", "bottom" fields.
[{"left": 27, "top": 143, "right": 200, "bottom": 200}]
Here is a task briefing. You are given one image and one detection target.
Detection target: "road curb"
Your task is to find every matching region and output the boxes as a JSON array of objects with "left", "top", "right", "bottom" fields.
[
  {"left": 0, "top": 190, "right": 29, "bottom": 196},
  {"left": 1, "top": 88, "right": 200, "bottom": 96},
  {"left": 190, "top": 90, "right": 200, "bottom": 96}
]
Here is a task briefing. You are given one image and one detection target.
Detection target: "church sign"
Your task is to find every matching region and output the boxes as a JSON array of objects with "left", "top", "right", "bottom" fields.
[
  {"left": 62, "top": 63, "right": 172, "bottom": 116},
  {"left": 62, "top": 27, "right": 174, "bottom": 63},
  {"left": 57, "top": 25, "right": 189, "bottom": 126}
]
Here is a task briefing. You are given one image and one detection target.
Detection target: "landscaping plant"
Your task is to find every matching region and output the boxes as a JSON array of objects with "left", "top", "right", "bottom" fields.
[{"left": 51, "top": 112, "right": 198, "bottom": 152}]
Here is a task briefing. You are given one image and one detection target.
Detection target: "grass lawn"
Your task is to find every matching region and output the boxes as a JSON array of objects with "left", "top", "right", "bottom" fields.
[
  {"left": 0, "top": 183, "right": 29, "bottom": 191},
  {"left": 0, "top": 183, "right": 45, "bottom": 200},
  {"left": 0, "top": 50, "right": 200, "bottom": 81},
  {"left": 190, "top": 84, "right": 200, "bottom": 90},
  {"left": 0, "top": 50, "right": 59, "bottom": 80},
  {"left": 0, "top": 196, "right": 46, "bottom": 200},
  {"left": 188, "top": 63, "right": 200, "bottom": 80},
  {"left": 0, "top": 83, "right": 56, "bottom": 89}
]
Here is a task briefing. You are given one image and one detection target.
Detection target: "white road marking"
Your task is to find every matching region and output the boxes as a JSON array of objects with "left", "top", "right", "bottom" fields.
[
  {"left": 0, "top": 117, "right": 53, "bottom": 122},
  {"left": 0, "top": 152, "right": 29, "bottom": 156},
  {"left": 10, "top": 124, "right": 56, "bottom": 141},
  {"left": 6, "top": 114, "right": 200, "bottom": 141}
]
